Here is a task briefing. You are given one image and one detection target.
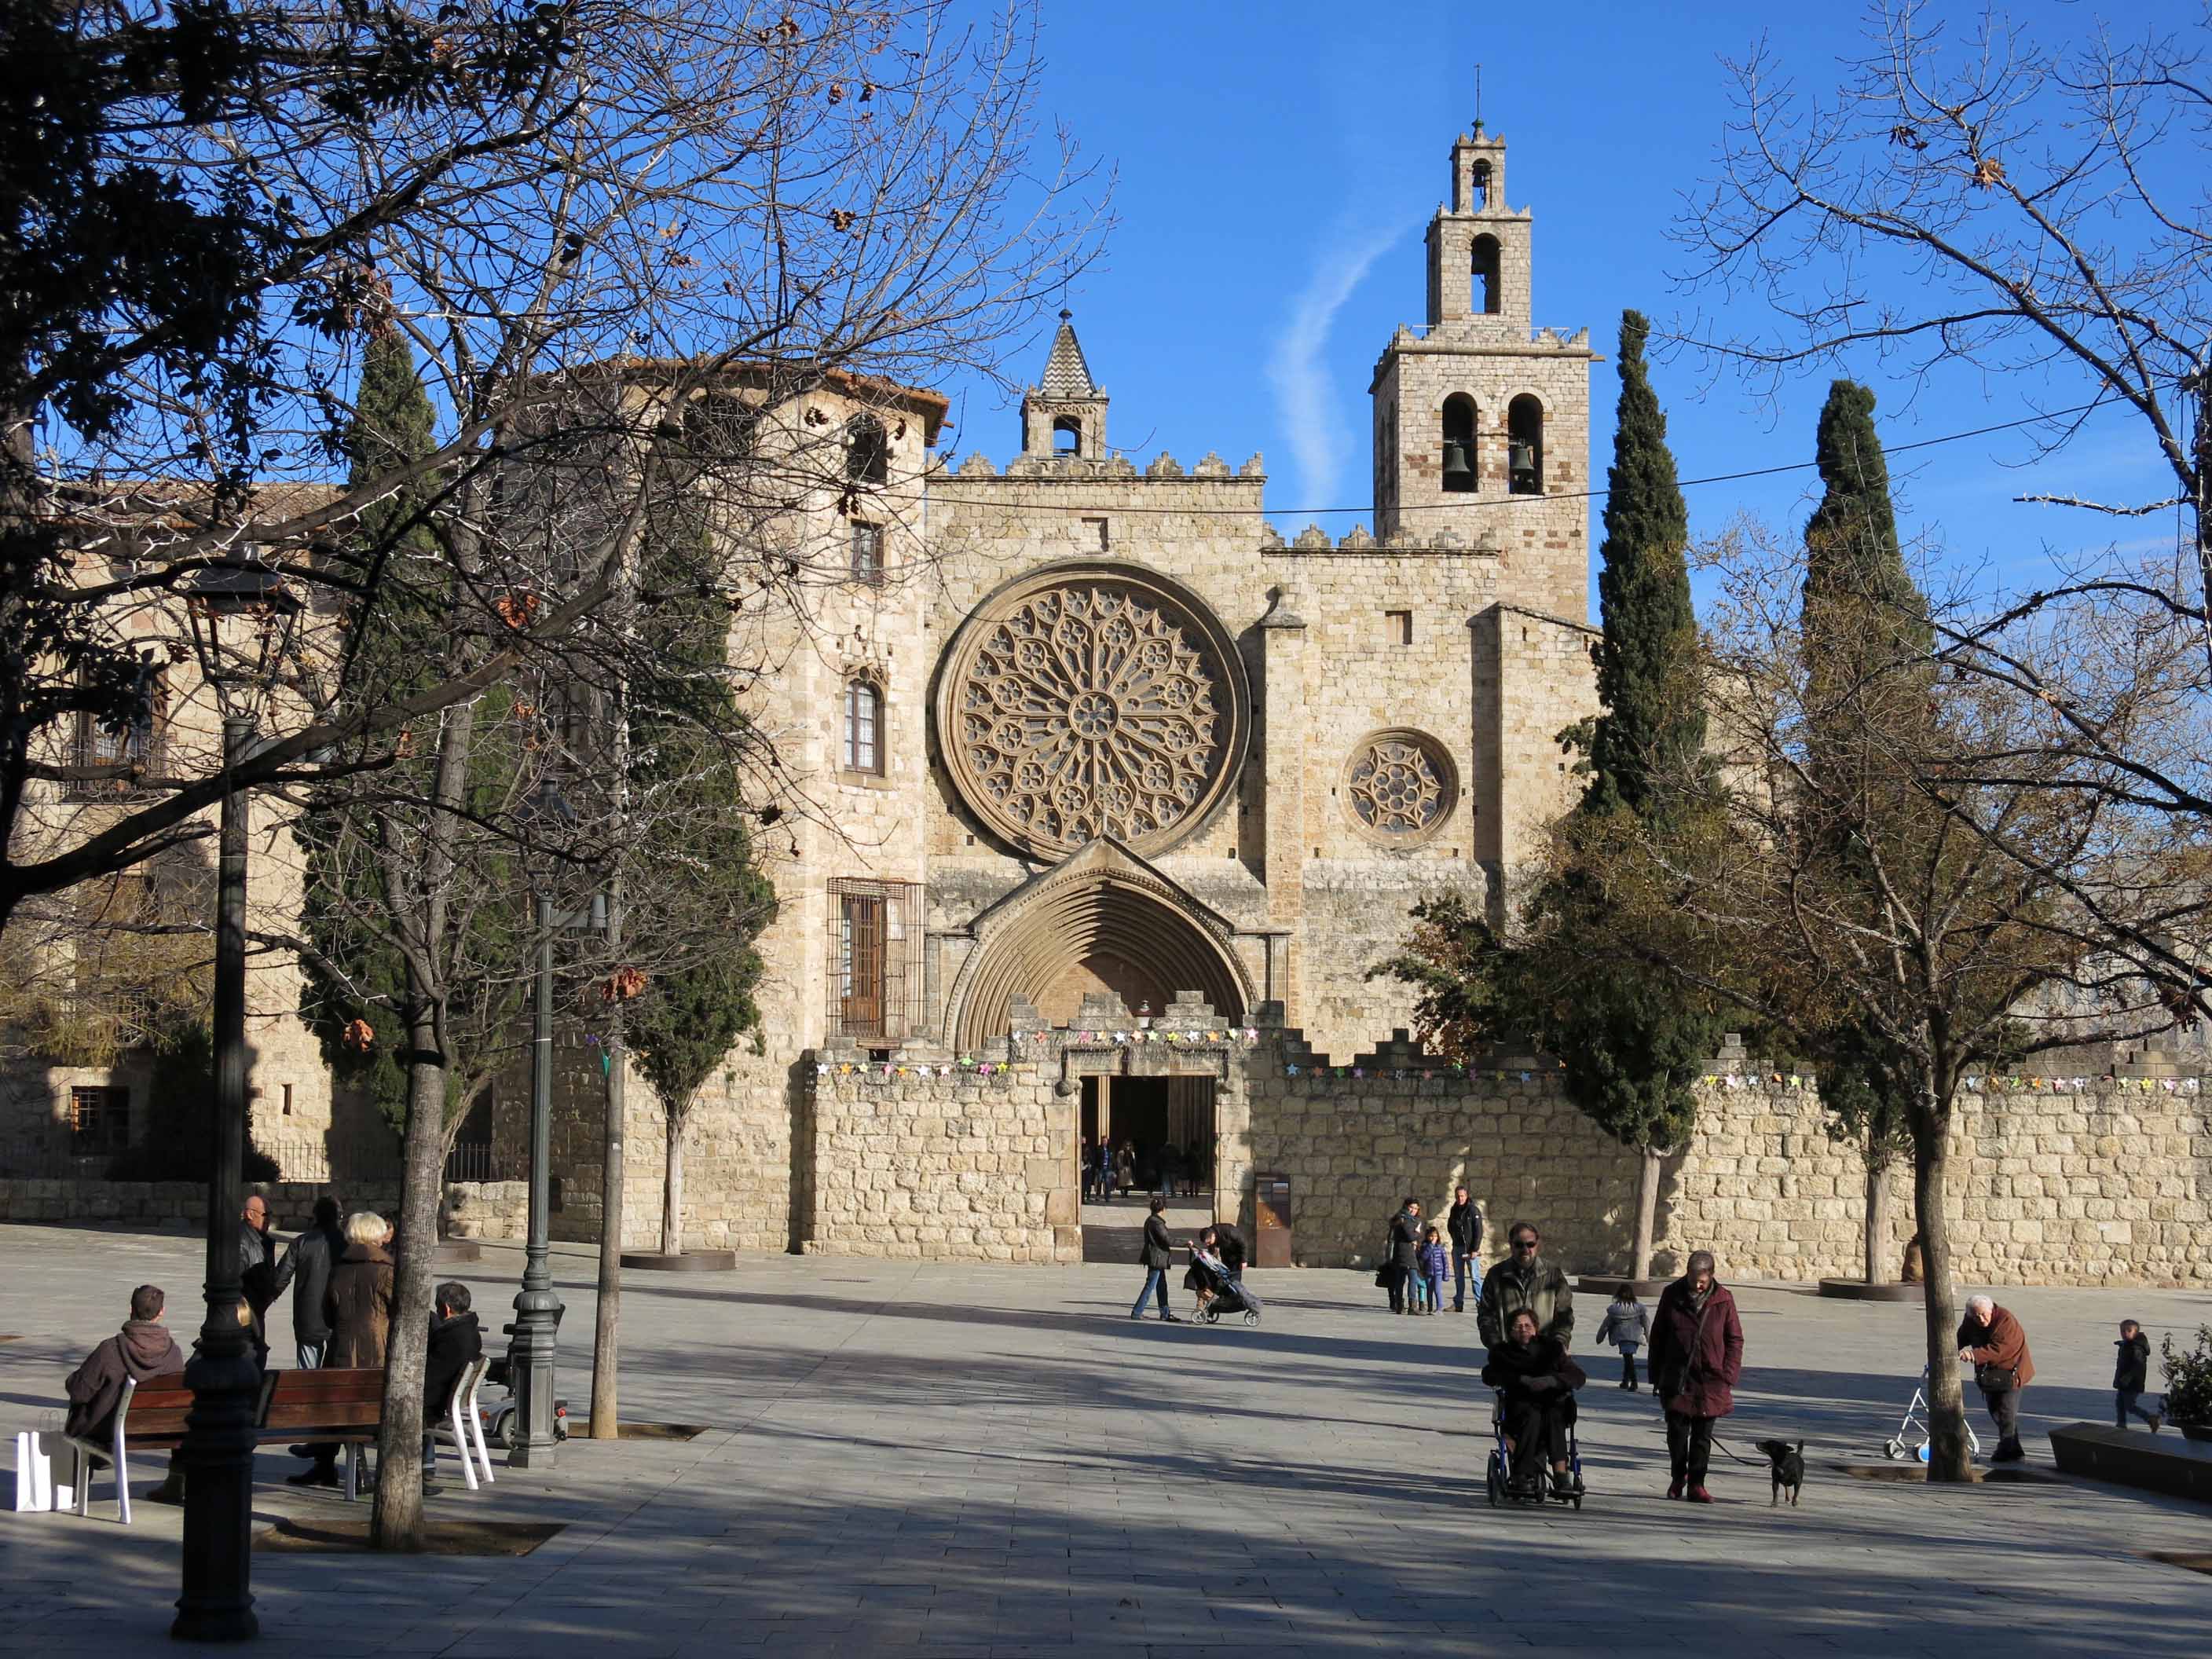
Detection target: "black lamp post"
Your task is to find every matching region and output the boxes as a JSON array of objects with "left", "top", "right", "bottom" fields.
[
  {"left": 174, "top": 568, "right": 302, "bottom": 1643},
  {"left": 511, "top": 877, "right": 606, "bottom": 1469}
]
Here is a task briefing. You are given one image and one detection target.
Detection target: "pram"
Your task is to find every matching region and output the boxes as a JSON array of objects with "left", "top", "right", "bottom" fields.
[
  {"left": 1484, "top": 1390, "right": 1584, "bottom": 1509},
  {"left": 1881, "top": 1364, "right": 1981, "bottom": 1463},
  {"left": 1185, "top": 1248, "right": 1262, "bottom": 1325}
]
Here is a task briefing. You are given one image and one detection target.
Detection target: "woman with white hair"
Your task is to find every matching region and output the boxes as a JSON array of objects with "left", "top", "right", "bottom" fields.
[
  {"left": 1957, "top": 1293, "right": 2035, "bottom": 1463},
  {"left": 290, "top": 1211, "right": 395, "bottom": 1489}
]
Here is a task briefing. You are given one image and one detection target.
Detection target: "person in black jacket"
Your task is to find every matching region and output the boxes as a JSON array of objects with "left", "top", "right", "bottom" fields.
[
  {"left": 2115, "top": 1319, "right": 2162, "bottom": 1431},
  {"left": 1482, "top": 1307, "right": 1587, "bottom": 1498},
  {"left": 1447, "top": 1185, "right": 1483, "bottom": 1313},
  {"left": 1128, "top": 1196, "right": 1182, "bottom": 1322},
  {"left": 281, "top": 1196, "right": 346, "bottom": 1368},
  {"left": 1386, "top": 1198, "right": 1423, "bottom": 1314},
  {"left": 421, "top": 1282, "right": 484, "bottom": 1494}
]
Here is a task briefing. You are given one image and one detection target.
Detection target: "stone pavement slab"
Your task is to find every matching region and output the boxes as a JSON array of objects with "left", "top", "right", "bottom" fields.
[{"left": 3, "top": 1224, "right": 2211, "bottom": 1656}]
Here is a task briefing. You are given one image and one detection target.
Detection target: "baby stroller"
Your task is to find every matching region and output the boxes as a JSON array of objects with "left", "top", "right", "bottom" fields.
[
  {"left": 1881, "top": 1364, "right": 1981, "bottom": 1463},
  {"left": 1484, "top": 1391, "right": 1584, "bottom": 1510},
  {"left": 1186, "top": 1248, "right": 1262, "bottom": 1325}
]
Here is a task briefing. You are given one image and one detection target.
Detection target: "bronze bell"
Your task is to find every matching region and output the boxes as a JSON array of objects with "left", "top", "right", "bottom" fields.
[
  {"left": 1507, "top": 435, "right": 1536, "bottom": 493},
  {"left": 1440, "top": 438, "right": 1474, "bottom": 491}
]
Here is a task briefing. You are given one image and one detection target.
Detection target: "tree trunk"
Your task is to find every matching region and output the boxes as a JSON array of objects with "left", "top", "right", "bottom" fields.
[
  {"left": 372, "top": 1007, "right": 447, "bottom": 1547},
  {"left": 1863, "top": 1157, "right": 1893, "bottom": 1285},
  {"left": 661, "top": 1100, "right": 688, "bottom": 1257},
  {"left": 1632, "top": 1146, "right": 1663, "bottom": 1280},
  {"left": 1912, "top": 1121, "right": 1972, "bottom": 1481},
  {"left": 590, "top": 973, "right": 626, "bottom": 1441}
]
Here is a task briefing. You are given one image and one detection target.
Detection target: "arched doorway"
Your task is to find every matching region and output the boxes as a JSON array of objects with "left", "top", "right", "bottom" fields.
[{"left": 948, "top": 855, "right": 1248, "bottom": 1051}]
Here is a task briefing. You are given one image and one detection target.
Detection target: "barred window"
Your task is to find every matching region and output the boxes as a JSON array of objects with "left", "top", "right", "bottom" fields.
[
  {"left": 69, "top": 1086, "right": 130, "bottom": 1153},
  {"left": 843, "top": 680, "right": 882, "bottom": 775},
  {"left": 828, "top": 877, "right": 925, "bottom": 1043},
  {"left": 66, "top": 671, "right": 165, "bottom": 800},
  {"left": 849, "top": 520, "right": 885, "bottom": 584}
]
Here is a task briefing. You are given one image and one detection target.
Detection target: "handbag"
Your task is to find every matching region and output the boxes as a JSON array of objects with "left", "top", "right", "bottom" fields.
[
  {"left": 1974, "top": 1362, "right": 2019, "bottom": 1393},
  {"left": 12, "top": 1429, "right": 54, "bottom": 1512}
]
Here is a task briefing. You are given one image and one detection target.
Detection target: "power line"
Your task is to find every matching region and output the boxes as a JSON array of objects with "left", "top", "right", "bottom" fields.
[{"left": 910, "top": 397, "right": 2111, "bottom": 520}]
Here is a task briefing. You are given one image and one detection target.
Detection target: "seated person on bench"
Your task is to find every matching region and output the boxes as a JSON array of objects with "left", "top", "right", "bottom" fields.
[
  {"left": 1481, "top": 1305, "right": 1587, "bottom": 1498},
  {"left": 421, "top": 1281, "right": 483, "bottom": 1494}
]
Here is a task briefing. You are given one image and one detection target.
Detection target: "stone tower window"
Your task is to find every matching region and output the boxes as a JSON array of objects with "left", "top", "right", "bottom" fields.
[
  {"left": 1472, "top": 159, "right": 1492, "bottom": 211},
  {"left": 846, "top": 414, "right": 889, "bottom": 484},
  {"left": 1507, "top": 396, "right": 1544, "bottom": 495},
  {"left": 1470, "top": 234, "right": 1502, "bottom": 317},
  {"left": 1440, "top": 394, "right": 1478, "bottom": 494},
  {"left": 843, "top": 679, "right": 883, "bottom": 775},
  {"left": 850, "top": 521, "right": 885, "bottom": 584},
  {"left": 1053, "top": 415, "right": 1082, "bottom": 456}
]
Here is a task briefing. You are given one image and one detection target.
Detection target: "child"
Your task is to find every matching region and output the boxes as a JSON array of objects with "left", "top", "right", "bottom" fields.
[
  {"left": 1418, "top": 1226, "right": 1450, "bottom": 1318},
  {"left": 1595, "top": 1284, "right": 1651, "bottom": 1390},
  {"left": 2115, "top": 1318, "right": 2162, "bottom": 1431}
]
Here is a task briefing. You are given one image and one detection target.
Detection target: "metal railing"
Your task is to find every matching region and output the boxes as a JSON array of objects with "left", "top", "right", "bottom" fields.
[{"left": 0, "top": 1135, "right": 508, "bottom": 1185}]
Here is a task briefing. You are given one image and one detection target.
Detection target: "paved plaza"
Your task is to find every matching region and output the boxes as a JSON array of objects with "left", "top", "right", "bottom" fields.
[{"left": 4, "top": 1221, "right": 2211, "bottom": 1656}]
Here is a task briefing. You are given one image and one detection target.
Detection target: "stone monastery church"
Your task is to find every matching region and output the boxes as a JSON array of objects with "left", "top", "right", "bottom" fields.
[{"left": 582, "top": 124, "right": 1611, "bottom": 1261}]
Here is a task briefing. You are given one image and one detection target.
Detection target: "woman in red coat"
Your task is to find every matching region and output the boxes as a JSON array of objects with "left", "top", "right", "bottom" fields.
[{"left": 1646, "top": 1249, "right": 1744, "bottom": 1503}]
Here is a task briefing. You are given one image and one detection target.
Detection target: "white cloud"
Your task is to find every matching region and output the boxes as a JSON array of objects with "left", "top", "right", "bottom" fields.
[{"left": 1266, "top": 227, "right": 1395, "bottom": 509}]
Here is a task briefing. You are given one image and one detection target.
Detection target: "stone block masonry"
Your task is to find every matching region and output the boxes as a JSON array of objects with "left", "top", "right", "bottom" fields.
[{"left": 791, "top": 1032, "right": 2212, "bottom": 1287}]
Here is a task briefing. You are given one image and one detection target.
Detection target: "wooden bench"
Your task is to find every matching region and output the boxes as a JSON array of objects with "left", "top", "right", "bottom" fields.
[
  {"left": 259, "top": 1367, "right": 386, "bottom": 1500},
  {"left": 64, "top": 1371, "right": 194, "bottom": 1524}
]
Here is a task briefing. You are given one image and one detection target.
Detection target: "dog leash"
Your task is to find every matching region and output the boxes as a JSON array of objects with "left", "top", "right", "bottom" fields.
[{"left": 1654, "top": 1412, "right": 1773, "bottom": 1467}]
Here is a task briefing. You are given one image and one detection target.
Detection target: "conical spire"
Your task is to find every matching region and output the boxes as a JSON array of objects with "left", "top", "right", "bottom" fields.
[{"left": 1039, "top": 309, "right": 1099, "bottom": 398}]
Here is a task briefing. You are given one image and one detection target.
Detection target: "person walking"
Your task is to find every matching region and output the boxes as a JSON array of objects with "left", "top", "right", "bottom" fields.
[
  {"left": 1128, "top": 1196, "right": 1182, "bottom": 1323},
  {"left": 1386, "top": 1197, "right": 1423, "bottom": 1315},
  {"left": 1647, "top": 1250, "right": 1743, "bottom": 1503},
  {"left": 1595, "top": 1284, "right": 1651, "bottom": 1391},
  {"left": 1114, "top": 1141, "right": 1135, "bottom": 1200},
  {"left": 1957, "top": 1294, "right": 2034, "bottom": 1463},
  {"left": 280, "top": 1196, "right": 347, "bottom": 1369},
  {"left": 1476, "top": 1221, "right": 1573, "bottom": 1348},
  {"left": 1418, "top": 1226, "right": 1449, "bottom": 1318},
  {"left": 2115, "top": 1319, "right": 2163, "bottom": 1432},
  {"left": 1447, "top": 1185, "right": 1484, "bottom": 1313}
]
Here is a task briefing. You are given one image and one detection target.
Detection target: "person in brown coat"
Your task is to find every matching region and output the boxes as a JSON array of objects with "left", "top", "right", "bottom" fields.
[
  {"left": 324, "top": 1210, "right": 397, "bottom": 1367},
  {"left": 1957, "top": 1295, "right": 2035, "bottom": 1463},
  {"left": 64, "top": 1284, "right": 183, "bottom": 1441},
  {"left": 290, "top": 1210, "right": 395, "bottom": 1489},
  {"left": 1646, "top": 1250, "right": 1745, "bottom": 1503}
]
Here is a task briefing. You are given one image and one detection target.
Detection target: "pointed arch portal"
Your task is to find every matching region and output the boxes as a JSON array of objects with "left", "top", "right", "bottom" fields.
[{"left": 948, "top": 848, "right": 1249, "bottom": 1050}]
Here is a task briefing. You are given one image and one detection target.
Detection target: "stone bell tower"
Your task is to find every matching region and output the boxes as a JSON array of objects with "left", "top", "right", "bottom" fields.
[
  {"left": 1020, "top": 310, "right": 1109, "bottom": 461},
  {"left": 1370, "top": 126, "right": 1596, "bottom": 621}
]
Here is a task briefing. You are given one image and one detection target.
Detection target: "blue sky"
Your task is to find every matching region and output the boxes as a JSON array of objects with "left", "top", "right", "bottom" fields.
[{"left": 931, "top": 1, "right": 2185, "bottom": 621}]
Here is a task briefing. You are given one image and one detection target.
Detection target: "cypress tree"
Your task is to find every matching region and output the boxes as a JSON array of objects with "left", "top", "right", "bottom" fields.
[
  {"left": 1584, "top": 309, "right": 1705, "bottom": 819},
  {"left": 1541, "top": 312, "right": 1724, "bottom": 1276},
  {"left": 1799, "top": 380, "right": 1936, "bottom": 1284}
]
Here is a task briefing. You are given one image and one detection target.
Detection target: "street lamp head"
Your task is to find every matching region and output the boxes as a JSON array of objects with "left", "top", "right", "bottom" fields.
[{"left": 182, "top": 551, "right": 306, "bottom": 728}]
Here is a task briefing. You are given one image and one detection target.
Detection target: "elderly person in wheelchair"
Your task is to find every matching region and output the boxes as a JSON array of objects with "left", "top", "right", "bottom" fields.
[{"left": 1481, "top": 1304, "right": 1588, "bottom": 1503}]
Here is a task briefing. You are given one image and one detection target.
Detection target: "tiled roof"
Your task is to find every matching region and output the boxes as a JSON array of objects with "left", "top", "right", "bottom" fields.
[{"left": 1038, "top": 314, "right": 1099, "bottom": 399}]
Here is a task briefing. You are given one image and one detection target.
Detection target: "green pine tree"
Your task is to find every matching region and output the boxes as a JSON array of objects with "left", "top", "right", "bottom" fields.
[
  {"left": 623, "top": 505, "right": 776, "bottom": 1255},
  {"left": 1584, "top": 309, "right": 1705, "bottom": 820},
  {"left": 1798, "top": 380, "right": 1937, "bottom": 1284}
]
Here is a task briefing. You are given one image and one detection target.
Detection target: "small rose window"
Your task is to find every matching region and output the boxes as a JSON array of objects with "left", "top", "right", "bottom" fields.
[{"left": 1342, "top": 730, "right": 1457, "bottom": 844}]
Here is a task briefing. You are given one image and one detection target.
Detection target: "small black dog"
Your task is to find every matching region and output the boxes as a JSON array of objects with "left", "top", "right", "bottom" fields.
[{"left": 1754, "top": 1437, "right": 1806, "bottom": 1507}]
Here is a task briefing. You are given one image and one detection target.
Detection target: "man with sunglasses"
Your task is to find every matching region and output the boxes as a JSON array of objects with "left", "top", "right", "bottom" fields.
[{"left": 1476, "top": 1221, "right": 1573, "bottom": 1350}]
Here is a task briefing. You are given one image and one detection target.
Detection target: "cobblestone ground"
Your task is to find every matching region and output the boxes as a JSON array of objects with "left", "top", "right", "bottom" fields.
[{"left": 2, "top": 1221, "right": 2210, "bottom": 1657}]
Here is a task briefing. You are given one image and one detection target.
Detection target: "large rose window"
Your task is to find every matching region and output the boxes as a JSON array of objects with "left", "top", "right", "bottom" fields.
[
  {"left": 937, "top": 562, "right": 1249, "bottom": 859},
  {"left": 1342, "top": 729, "right": 1457, "bottom": 845}
]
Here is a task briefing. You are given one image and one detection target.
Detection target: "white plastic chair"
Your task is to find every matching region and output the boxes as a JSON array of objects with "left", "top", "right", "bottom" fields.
[
  {"left": 430, "top": 1356, "right": 493, "bottom": 1489},
  {"left": 63, "top": 1376, "right": 136, "bottom": 1524}
]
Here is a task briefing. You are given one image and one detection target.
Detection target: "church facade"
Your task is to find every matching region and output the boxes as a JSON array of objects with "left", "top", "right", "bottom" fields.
[{"left": 520, "top": 127, "right": 1609, "bottom": 1255}]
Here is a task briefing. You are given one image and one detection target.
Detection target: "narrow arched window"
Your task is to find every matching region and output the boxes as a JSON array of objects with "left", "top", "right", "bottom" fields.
[
  {"left": 846, "top": 414, "right": 889, "bottom": 484},
  {"left": 1440, "top": 394, "right": 1477, "bottom": 494},
  {"left": 843, "top": 679, "right": 883, "bottom": 774},
  {"left": 1471, "top": 159, "right": 1492, "bottom": 211},
  {"left": 1052, "top": 415, "right": 1082, "bottom": 456},
  {"left": 1507, "top": 396, "right": 1544, "bottom": 495},
  {"left": 1470, "top": 234, "right": 1501, "bottom": 317}
]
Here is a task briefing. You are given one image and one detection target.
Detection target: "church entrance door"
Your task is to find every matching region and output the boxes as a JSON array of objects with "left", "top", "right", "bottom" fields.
[{"left": 1079, "top": 1075, "right": 1215, "bottom": 1264}]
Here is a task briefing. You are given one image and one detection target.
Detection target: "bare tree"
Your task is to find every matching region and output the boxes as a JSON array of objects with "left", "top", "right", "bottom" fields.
[{"left": 1580, "top": 518, "right": 2211, "bottom": 1480}]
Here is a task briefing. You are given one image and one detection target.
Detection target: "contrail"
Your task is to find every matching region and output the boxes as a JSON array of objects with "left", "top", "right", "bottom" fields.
[{"left": 1266, "top": 226, "right": 1397, "bottom": 510}]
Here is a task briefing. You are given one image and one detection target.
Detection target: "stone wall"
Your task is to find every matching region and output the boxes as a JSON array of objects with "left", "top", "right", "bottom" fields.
[
  {"left": 803, "top": 1061, "right": 1080, "bottom": 1263},
  {"left": 0, "top": 1176, "right": 530, "bottom": 1240}
]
